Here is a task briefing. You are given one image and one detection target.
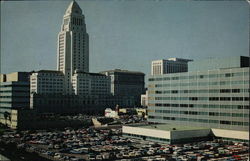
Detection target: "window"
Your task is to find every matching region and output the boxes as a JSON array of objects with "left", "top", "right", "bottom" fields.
[
  {"left": 225, "top": 73, "right": 232, "bottom": 77},
  {"left": 220, "top": 120, "right": 231, "bottom": 125},
  {"left": 232, "top": 89, "right": 240, "bottom": 93}
]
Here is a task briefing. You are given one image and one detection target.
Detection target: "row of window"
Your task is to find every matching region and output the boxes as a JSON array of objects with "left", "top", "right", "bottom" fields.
[
  {"left": 154, "top": 88, "right": 249, "bottom": 94},
  {"left": 155, "top": 97, "right": 249, "bottom": 101},
  {"left": 0, "top": 85, "right": 29, "bottom": 88},
  {"left": 37, "top": 78, "right": 63, "bottom": 81},
  {"left": 154, "top": 109, "right": 249, "bottom": 117},
  {"left": 149, "top": 116, "right": 249, "bottom": 126},
  {"left": 0, "top": 96, "right": 29, "bottom": 99},
  {"left": 149, "top": 71, "right": 249, "bottom": 81},
  {"left": 0, "top": 101, "right": 29, "bottom": 104},
  {"left": 38, "top": 89, "right": 63, "bottom": 92},
  {"left": 153, "top": 103, "right": 249, "bottom": 109},
  {"left": 37, "top": 74, "right": 62, "bottom": 77},
  {"left": 154, "top": 80, "right": 249, "bottom": 87},
  {"left": 72, "top": 18, "right": 83, "bottom": 26},
  {"left": 0, "top": 90, "right": 28, "bottom": 93},
  {"left": 32, "top": 82, "right": 63, "bottom": 85},
  {"left": 39, "top": 99, "right": 95, "bottom": 105},
  {"left": 123, "top": 133, "right": 169, "bottom": 142}
]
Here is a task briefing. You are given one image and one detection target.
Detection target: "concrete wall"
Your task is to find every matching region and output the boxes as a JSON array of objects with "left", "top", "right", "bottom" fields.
[
  {"left": 171, "top": 129, "right": 211, "bottom": 140},
  {"left": 211, "top": 128, "right": 249, "bottom": 140},
  {"left": 122, "top": 126, "right": 171, "bottom": 139}
]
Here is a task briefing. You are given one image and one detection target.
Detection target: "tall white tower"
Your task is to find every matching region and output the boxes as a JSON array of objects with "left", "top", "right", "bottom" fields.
[{"left": 57, "top": 1, "right": 89, "bottom": 94}]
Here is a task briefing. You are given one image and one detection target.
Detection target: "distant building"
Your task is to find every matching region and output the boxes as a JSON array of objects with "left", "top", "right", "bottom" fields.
[
  {"left": 147, "top": 56, "right": 249, "bottom": 141},
  {"left": 0, "top": 72, "right": 30, "bottom": 127},
  {"left": 57, "top": 1, "right": 89, "bottom": 94},
  {"left": 151, "top": 58, "right": 192, "bottom": 75},
  {"left": 101, "top": 69, "right": 145, "bottom": 106},
  {"left": 141, "top": 90, "right": 148, "bottom": 107},
  {"left": 72, "top": 71, "right": 111, "bottom": 96},
  {"left": 30, "top": 70, "right": 64, "bottom": 94},
  {"left": 30, "top": 70, "right": 111, "bottom": 96}
]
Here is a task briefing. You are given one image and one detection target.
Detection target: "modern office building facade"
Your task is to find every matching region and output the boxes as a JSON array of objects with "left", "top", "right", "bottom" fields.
[
  {"left": 0, "top": 72, "right": 30, "bottom": 127},
  {"left": 147, "top": 56, "right": 249, "bottom": 132},
  {"left": 101, "top": 69, "right": 145, "bottom": 106},
  {"left": 151, "top": 58, "right": 192, "bottom": 75}
]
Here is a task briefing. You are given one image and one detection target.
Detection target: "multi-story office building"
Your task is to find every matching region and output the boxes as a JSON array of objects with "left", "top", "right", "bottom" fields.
[
  {"left": 151, "top": 58, "right": 192, "bottom": 75},
  {"left": 123, "top": 56, "right": 249, "bottom": 143},
  {"left": 30, "top": 70, "right": 65, "bottom": 94},
  {"left": 101, "top": 69, "right": 145, "bottom": 106},
  {"left": 72, "top": 71, "right": 111, "bottom": 96},
  {"left": 0, "top": 72, "right": 30, "bottom": 127},
  {"left": 57, "top": 1, "right": 89, "bottom": 94},
  {"left": 148, "top": 56, "right": 249, "bottom": 132}
]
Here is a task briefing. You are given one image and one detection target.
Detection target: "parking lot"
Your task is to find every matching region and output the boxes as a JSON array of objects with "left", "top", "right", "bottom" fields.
[{"left": 0, "top": 125, "right": 249, "bottom": 161}]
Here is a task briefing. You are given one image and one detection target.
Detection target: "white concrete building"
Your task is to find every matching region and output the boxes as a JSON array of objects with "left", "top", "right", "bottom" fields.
[
  {"left": 123, "top": 124, "right": 212, "bottom": 144},
  {"left": 72, "top": 71, "right": 111, "bottom": 96},
  {"left": 57, "top": 1, "right": 89, "bottom": 94},
  {"left": 30, "top": 70, "right": 64, "bottom": 94},
  {"left": 151, "top": 58, "right": 192, "bottom": 75},
  {"left": 123, "top": 124, "right": 249, "bottom": 144}
]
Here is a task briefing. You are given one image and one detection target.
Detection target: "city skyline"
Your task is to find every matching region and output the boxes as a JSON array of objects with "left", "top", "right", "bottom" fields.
[{"left": 1, "top": 0, "right": 249, "bottom": 76}]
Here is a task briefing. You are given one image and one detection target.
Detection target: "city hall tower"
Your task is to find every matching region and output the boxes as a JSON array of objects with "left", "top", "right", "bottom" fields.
[{"left": 57, "top": 1, "right": 89, "bottom": 94}]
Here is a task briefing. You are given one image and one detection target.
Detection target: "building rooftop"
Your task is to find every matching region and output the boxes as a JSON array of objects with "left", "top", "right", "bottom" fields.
[
  {"left": 189, "top": 56, "right": 249, "bottom": 72},
  {"left": 100, "top": 69, "right": 145, "bottom": 75},
  {"left": 167, "top": 58, "right": 193, "bottom": 62},
  {"left": 65, "top": 1, "right": 82, "bottom": 15},
  {"left": 152, "top": 58, "right": 193, "bottom": 63},
  {"left": 129, "top": 124, "right": 209, "bottom": 131},
  {"left": 74, "top": 70, "right": 106, "bottom": 76},
  {"left": 34, "top": 70, "right": 64, "bottom": 74}
]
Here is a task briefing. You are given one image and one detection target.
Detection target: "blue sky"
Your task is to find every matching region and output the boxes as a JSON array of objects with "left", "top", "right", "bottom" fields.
[{"left": 1, "top": 0, "right": 249, "bottom": 76}]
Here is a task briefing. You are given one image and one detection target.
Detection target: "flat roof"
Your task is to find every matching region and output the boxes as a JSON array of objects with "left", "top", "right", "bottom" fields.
[
  {"left": 100, "top": 69, "right": 145, "bottom": 75},
  {"left": 129, "top": 124, "right": 209, "bottom": 131}
]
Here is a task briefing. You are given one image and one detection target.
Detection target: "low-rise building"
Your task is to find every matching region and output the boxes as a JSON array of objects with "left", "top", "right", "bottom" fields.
[
  {"left": 122, "top": 124, "right": 249, "bottom": 144},
  {"left": 123, "top": 124, "right": 212, "bottom": 144},
  {"left": 0, "top": 72, "right": 30, "bottom": 127}
]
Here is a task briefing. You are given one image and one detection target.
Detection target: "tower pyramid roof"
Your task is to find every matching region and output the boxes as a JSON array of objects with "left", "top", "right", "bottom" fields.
[{"left": 65, "top": 1, "right": 82, "bottom": 15}]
